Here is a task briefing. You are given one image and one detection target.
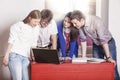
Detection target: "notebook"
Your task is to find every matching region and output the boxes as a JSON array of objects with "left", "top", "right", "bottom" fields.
[{"left": 32, "top": 48, "right": 60, "bottom": 64}]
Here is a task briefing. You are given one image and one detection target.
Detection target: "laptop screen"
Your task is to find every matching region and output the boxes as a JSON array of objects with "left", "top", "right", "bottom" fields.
[{"left": 32, "top": 48, "right": 60, "bottom": 64}]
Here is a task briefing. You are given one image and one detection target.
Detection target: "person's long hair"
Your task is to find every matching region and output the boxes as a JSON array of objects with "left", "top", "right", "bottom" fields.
[
  {"left": 63, "top": 12, "right": 79, "bottom": 41},
  {"left": 23, "top": 10, "right": 41, "bottom": 23},
  {"left": 70, "top": 27, "right": 79, "bottom": 41},
  {"left": 62, "top": 12, "right": 72, "bottom": 28},
  {"left": 62, "top": 12, "right": 79, "bottom": 41}
]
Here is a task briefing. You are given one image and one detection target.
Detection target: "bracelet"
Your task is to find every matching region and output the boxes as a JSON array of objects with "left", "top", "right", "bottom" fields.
[{"left": 106, "top": 56, "right": 112, "bottom": 61}]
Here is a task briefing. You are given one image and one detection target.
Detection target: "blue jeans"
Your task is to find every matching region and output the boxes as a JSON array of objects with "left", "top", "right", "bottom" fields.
[
  {"left": 93, "top": 38, "right": 120, "bottom": 80},
  {"left": 59, "top": 47, "right": 78, "bottom": 58},
  {"left": 8, "top": 52, "right": 30, "bottom": 80}
]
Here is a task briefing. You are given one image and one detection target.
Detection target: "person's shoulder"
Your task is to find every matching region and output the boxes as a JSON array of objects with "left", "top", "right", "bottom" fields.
[
  {"left": 91, "top": 15, "right": 104, "bottom": 25},
  {"left": 56, "top": 20, "right": 63, "bottom": 28},
  {"left": 9, "top": 21, "right": 23, "bottom": 32},
  {"left": 51, "top": 19, "right": 55, "bottom": 22},
  {"left": 90, "top": 15, "right": 102, "bottom": 21},
  {"left": 47, "top": 19, "right": 56, "bottom": 27},
  {"left": 49, "top": 19, "right": 56, "bottom": 24},
  {"left": 10, "top": 21, "right": 23, "bottom": 29},
  {"left": 34, "top": 25, "right": 40, "bottom": 30},
  {"left": 57, "top": 20, "right": 62, "bottom": 25},
  {"left": 86, "top": 15, "right": 102, "bottom": 25},
  {"left": 48, "top": 19, "right": 57, "bottom": 29},
  {"left": 15, "top": 21, "right": 24, "bottom": 25},
  {"left": 86, "top": 14, "right": 100, "bottom": 20}
]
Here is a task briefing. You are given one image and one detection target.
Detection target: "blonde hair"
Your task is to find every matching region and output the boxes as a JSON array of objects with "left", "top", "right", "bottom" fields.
[{"left": 23, "top": 10, "right": 41, "bottom": 23}]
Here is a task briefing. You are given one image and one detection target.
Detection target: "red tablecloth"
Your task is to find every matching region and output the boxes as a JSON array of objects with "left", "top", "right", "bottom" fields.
[{"left": 31, "top": 62, "right": 114, "bottom": 80}]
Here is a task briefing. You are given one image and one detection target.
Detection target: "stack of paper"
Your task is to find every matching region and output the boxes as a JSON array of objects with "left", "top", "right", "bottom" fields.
[
  {"left": 72, "top": 58, "right": 88, "bottom": 63},
  {"left": 72, "top": 57, "right": 106, "bottom": 63},
  {"left": 87, "top": 58, "right": 106, "bottom": 63}
]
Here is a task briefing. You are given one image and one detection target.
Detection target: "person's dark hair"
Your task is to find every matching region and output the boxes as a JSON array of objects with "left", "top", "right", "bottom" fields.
[
  {"left": 41, "top": 9, "right": 53, "bottom": 23},
  {"left": 65, "top": 12, "right": 72, "bottom": 19},
  {"left": 71, "top": 10, "right": 85, "bottom": 21},
  {"left": 63, "top": 12, "right": 79, "bottom": 41},
  {"left": 70, "top": 27, "right": 79, "bottom": 41},
  {"left": 62, "top": 12, "right": 79, "bottom": 41},
  {"left": 62, "top": 12, "right": 73, "bottom": 27},
  {"left": 23, "top": 10, "right": 41, "bottom": 23}
]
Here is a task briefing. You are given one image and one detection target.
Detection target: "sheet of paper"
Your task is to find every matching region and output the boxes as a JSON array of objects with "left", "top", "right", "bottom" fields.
[{"left": 72, "top": 57, "right": 106, "bottom": 63}]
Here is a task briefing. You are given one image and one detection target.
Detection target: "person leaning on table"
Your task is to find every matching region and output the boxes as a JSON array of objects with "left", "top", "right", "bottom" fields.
[
  {"left": 3, "top": 10, "right": 41, "bottom": 80},
  {"left": 57, "top": 12, "right": 80, "bottom": 61},
  {"left": 70, "top": 10, "right": 120, "bottom": 80},
  {"left": 37, "top": 9, "right": 58, "bottom": 49}
]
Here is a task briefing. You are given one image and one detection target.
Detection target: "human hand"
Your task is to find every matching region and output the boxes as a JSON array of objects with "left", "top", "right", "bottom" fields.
[
  {"left": 30, "top": 56, "right": 35, "bottom": 61},
  {"left": 3, "top": 55, "right": 9, "bottom": 66},
  {"left": 65, "top": 57, "right": 72, "bottom": 63},
  {"left": 59, "top": 57, "right": 65, "bottom": 61},
  {"left": 106, "top": 57, "right": 116, "bottom": 65},
  {"left": 65, "top": 57, "right": 72, "bottom": 61}
]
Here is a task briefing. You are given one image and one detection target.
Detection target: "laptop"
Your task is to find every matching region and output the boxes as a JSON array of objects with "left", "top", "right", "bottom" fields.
[{"left": 32, "top": 48, "right": 60, "bottom": 64}]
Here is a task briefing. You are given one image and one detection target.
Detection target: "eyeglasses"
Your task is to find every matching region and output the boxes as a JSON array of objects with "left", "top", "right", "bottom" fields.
[{"left": 40, "top": 19, "right": 49, "bottom": 26}]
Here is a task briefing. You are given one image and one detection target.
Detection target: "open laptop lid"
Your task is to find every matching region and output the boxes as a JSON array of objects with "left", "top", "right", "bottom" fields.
[{"left": 32, "top": 48, "right": 60, "bottom": 64}]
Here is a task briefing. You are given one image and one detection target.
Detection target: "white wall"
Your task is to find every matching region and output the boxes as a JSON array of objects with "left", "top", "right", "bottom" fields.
[
  {"left": 0, "top": 0, "right": 45, "bottom": 57},
  {"left": 45, "top": 0, "right": 90, "bottom": 21},
  {"left": 109, "top": 0, "right": 120, "bottom": 73},
  {"left": 96, "top": 0, "right": 108, "bottom": 27},
  {"left": 45, "top": 0, "right": 73, "bottom": 21},
  {"left": 0, "top": 0, "right": 45, "bottom": 79}
]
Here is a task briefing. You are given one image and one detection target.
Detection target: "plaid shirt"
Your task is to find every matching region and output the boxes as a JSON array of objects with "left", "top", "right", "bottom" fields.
[{"left": 79, "top": 15, "right": 112, "bottom": 45}]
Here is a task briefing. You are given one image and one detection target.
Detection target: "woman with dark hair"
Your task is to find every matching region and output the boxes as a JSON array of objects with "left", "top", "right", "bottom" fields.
[
  {"left": 3, "top": 10, "right": 41, "bottom": 80},
  {"left": 57, "top": 12, "right": 81, "bottom": 61}
]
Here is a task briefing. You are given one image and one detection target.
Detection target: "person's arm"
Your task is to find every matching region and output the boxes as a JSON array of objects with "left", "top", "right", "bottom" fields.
[
  {"left": 79, "top": 28, "right": 87, "bottom": 57},
  {"left": 51, "top": 34, "right": 57, "bottom": 49},
  {"left": 69, "top": 40, "right": 77, "bottom": 58},
  {"left": 65, "top": 40, "right": 77, "bottom": 61},
  {"left": 50, "top": 20, "right": 58, "bottom": 49},
  {"left": 102, "top": 43, "right": 110, "bottom": 57},
  {"left": 57, "top": 23, "right": 66, "bottom": 58},
  {"left": 102, "top": 43, "right": 115, "bottom": 63},
  {"left": 3, "top": 22, "right": 19, "bottom": 66},
  {"left": 94, "top": 16, "right": 115, "bottom": 63},
  {"left": 30, "top": 47, "right": 35, "bottom": 61},
  {"left": 3, "top": 43, "right": 12, "bottom": 66}
]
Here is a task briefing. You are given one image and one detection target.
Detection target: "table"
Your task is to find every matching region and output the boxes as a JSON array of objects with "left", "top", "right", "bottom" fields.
[{"left": 31, "top": 62, "right": 114, "bottom": 80}]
